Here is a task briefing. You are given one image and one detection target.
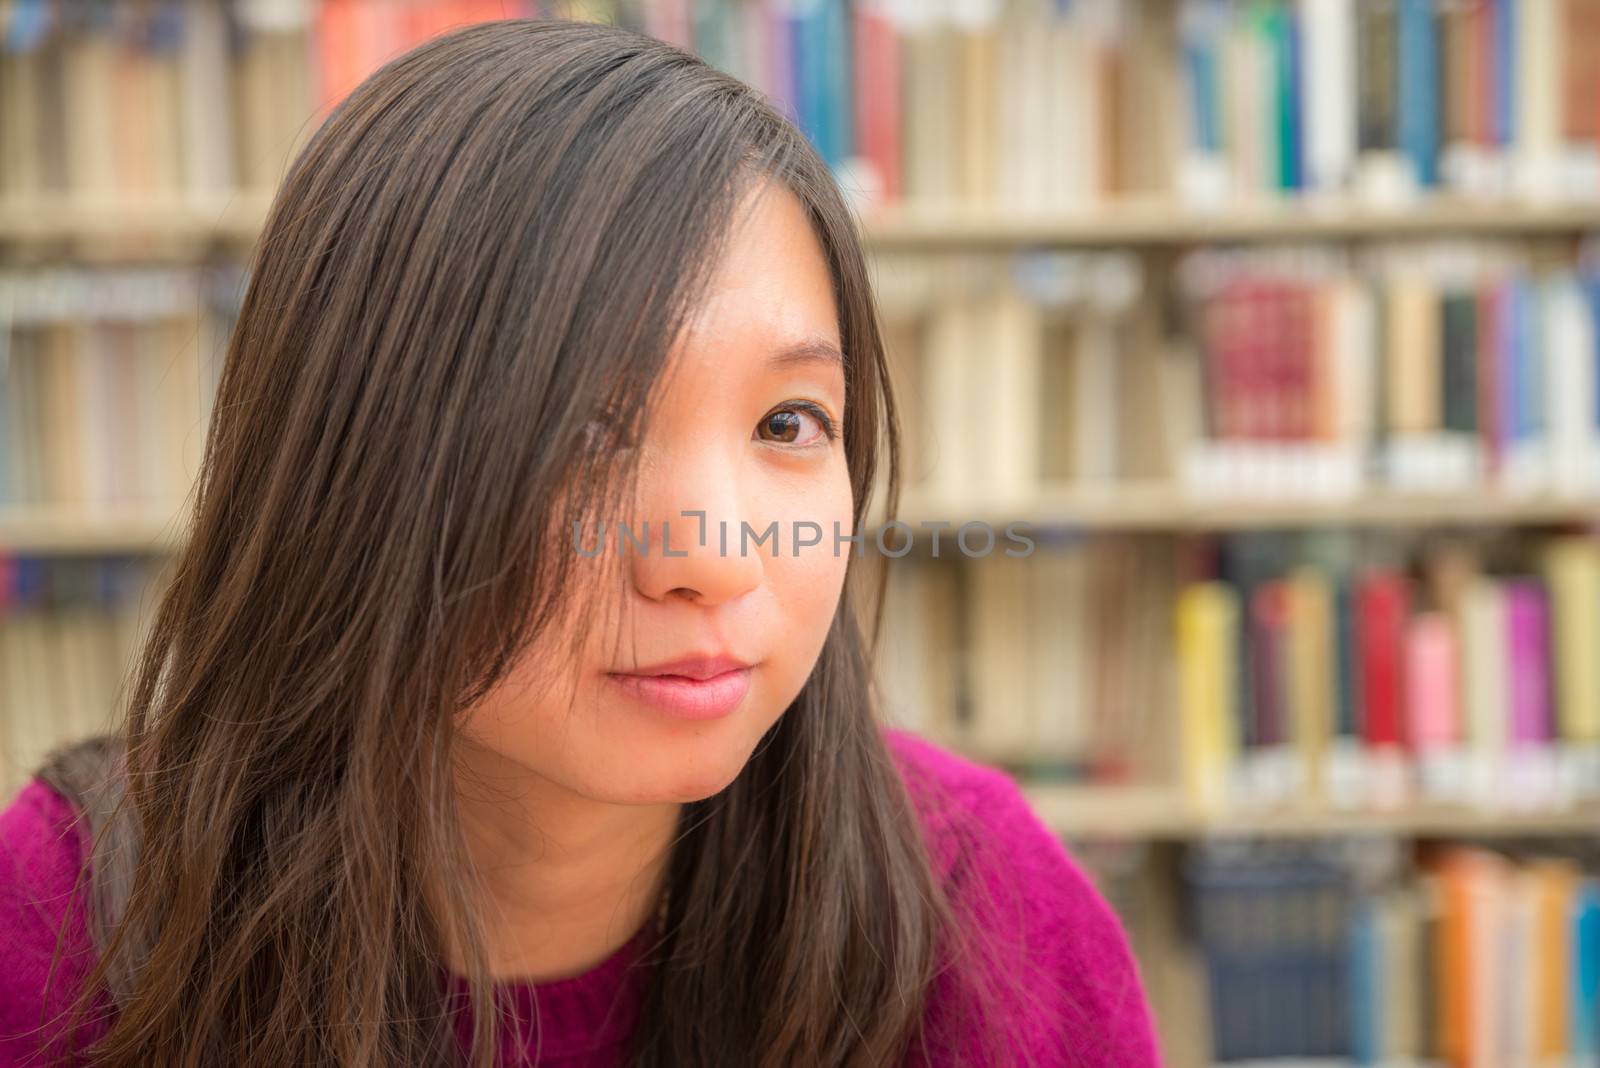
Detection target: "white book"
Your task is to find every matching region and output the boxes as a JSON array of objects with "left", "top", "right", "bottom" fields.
[
  {"left": 922, "top": 300, "right": 972, "bottom": 504},
  {"left": 1301, "top": 0, "right": 1356, "bottom": 196},
  {"left": 1222, "top": 20, "right": 1259, "bottom": 200},
  {"left": 1544, "top": 276, "right": 1600, "bottom": 495},
  {"left": 1501, "top": 871, "right": 1540, "bottom": 1065},
  {"left": 970, "top": 552, "right": 1032, "bottom": 757},
  {"left": 877, "top": 559, "right": 931, "bottom": 733},
  {"left": 181, "top": 0, "right": 236, "bottom": 200},
  {"left": 76, "top": 322, "right": 110, "bottom": 511},
  {"left": 982, "top": 285, "right": 1041, "bottom": 504},
  {"left": 1030, "top": 546, "right": 1084, "bottom": 758},
  {"left": 993, "top": 3, "right": 1029, "bottom": 208},
  {"left": 65, "top": 25, "right": 117, "bottom": 202},
  {"left": 1054, "top": 13, "right": 1092, "bottom": 207},
  {"left": 1071, "top": 317, "right": 1118, "bottom": 483},
  {"left": 136, "top": 324, "right": 171, "bottom": 504},
  {"left": 1463, "top": 579, "right": 1509, "bottom": 810},
  {"left": 1331, "top": 277, "right": 1376, "bottom": 480},
  {"left": 1514, "top": 0, "right": 1564, "bottom": 201}
]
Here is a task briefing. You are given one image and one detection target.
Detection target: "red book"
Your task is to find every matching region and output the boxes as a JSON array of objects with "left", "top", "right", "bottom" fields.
[
  {"left": 1205, "top": 276, "right": 1271, "bottom": 441},
  {"left": 1357, "top": 571, "right": 1412, "bottom": 749},
  {"left": 1282, "top": 282, "right": 1316, "bottom": 441},
  {"left": 1250, "top": 581, "right": 1294, "bottom": 748},
  {"left": 1471, "top": 0, "right": 1494, "bottom": 146},
  {"left": 852, "top": 3, "right": 901, "bottom": 203},
  {"left": 1203, "top": 279, "right": 1243, "bottom": 440}
]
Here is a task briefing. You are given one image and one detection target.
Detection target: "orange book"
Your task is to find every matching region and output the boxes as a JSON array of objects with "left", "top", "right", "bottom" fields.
[
  {"left": 1563, "top": 0, "right": 1600, "bottom": 142},
  {"left": 1434, "top": 848, "right": 1511, "bottom": 1066},
  {"left": 1533, "top": 859, "right": 1579, "bottom": 1059},
  {"left": 1434, "top": 855, "right": 1473, "bottom": 1065}
]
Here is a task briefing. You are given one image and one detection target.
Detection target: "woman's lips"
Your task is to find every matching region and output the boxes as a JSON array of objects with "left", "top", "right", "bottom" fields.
[{"left": 605, "top": 667, "right": 752, "bottom": 720}]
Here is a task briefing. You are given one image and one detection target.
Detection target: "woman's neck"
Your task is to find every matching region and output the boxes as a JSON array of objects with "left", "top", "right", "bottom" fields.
[{"left": 436, "top": 739, "right": 682, "bottom": 983}]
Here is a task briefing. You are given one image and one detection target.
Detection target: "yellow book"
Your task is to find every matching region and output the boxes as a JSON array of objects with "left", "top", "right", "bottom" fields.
[
  {"left": 1287, "top": 569, "right": 1333, "bottom": 803},
  {"left": 955, "top": 15, "right": 997, "bottom": 203},
  {"left": 1175, "top": 582, "right": 1238, "bottom": 811},
  {"left": 1544, "top": 537, "right": 1600, "bottom": 744},
  {"left": 1386, "top": 275, "right": 1441, "bottom": 435}
]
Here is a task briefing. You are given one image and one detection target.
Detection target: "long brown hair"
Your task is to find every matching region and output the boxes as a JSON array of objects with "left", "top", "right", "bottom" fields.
[{"left": 37, "top": 17, "right": 1018, "bottom": 1067}]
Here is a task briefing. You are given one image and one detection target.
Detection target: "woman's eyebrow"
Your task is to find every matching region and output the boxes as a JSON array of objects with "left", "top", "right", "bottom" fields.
[{"left": 770, "top": 338, "right": 845, "bottom": 370}]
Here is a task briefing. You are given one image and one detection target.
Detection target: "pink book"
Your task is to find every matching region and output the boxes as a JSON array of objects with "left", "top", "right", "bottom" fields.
[
  {"left": 645, "top": 0, "right": 693, "bottom": 52},
  {"left": 1408, "top": 611, "right": 1460, "bottom": 750},
  {"left": 765, "top": 2, "right": 796, "bottom": 126}
]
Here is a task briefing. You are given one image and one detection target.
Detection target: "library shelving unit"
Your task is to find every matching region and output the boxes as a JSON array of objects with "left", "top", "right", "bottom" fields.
[{"left": 12, "top": 1, "right": 1600, "bottom": 1065}]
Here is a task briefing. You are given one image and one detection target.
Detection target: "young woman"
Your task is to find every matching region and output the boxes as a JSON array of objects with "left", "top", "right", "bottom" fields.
[{"left": 0, "top": 18, "right": 1158, "bottom": 1068}]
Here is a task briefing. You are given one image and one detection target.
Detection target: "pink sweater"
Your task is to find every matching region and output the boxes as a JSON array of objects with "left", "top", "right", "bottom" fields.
[{"left": 0, "top": 728, "right": 1160, "bottom": 1066}]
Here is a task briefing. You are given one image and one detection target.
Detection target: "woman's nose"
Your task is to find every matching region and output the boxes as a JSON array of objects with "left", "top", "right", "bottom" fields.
[{"left": 625, "top": 458, "right": 765, "bottom": 607}]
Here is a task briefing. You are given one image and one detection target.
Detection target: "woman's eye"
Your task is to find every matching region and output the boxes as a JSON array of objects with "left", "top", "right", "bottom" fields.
[{"left": 755, "top": 403, "right": 836, "bottom": 447}]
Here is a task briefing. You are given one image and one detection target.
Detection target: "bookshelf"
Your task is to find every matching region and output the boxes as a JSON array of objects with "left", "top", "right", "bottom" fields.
[
  {"left": 0, "top": 506, "right": 189, "bottom": 555},
  {"left": 9, "top": 1, "right": 1600, "bottom": 1065},
  {"left": 890, "top": 486, "right": 1600, "bottom": 532},
  {"left": 10, "top": 488, "right": 1600, "bottom": 557},
  {"left": 7, "top": 194, "right": 1600, "bottom": 254},
  {"left": 1021, "top": 781, "right": 1600, "bottom": 840},
  {"left": 866, "top": 199, "right": 1600, "bottom": 249}
]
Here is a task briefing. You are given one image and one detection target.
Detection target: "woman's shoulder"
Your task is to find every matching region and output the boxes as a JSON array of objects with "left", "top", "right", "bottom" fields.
[
  {"left": 0, "top": 775, "right": 92, "bottom": 940},
  {"left": 0, "top": 776, "right": 101, "bottom": 1063},
  {"left": 879, "top": 725, "right": 1083, "bottom": 883},
  {"left": 880, "top": 726, "right": 1163, "bottom": 1068}
]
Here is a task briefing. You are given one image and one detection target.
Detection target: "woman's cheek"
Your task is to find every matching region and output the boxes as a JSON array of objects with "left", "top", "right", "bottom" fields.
[{"left": 780, "top": 479, "right": 854, "bottom": 625}]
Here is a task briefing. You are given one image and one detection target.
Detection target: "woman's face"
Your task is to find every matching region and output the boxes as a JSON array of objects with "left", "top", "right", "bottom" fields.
[{"left": 457, "top": 181, "right": 854, "bottom": 805}]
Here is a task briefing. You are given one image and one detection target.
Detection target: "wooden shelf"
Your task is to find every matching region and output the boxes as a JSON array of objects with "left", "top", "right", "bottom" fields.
[
  {"left": 4, "top": 195, "right": 1600, "bottom": 257},
  {"left": 878, "top": 485, "right": 1600, "bottom": 534},
  {"left": 5, "top": 487, "right": 1597, "bottom": 556},
  {"left": 0, "top": 506, "right": 190, "bottom": 554},
  {"left": 1020, "top": 783, "right": 1600, "bottom": 840},
  {"left": 860, "top": 197, "right": 1600, "bottom": 249},
  {"left": 0, "top": 194, "right": 271, "bottom": 261}
]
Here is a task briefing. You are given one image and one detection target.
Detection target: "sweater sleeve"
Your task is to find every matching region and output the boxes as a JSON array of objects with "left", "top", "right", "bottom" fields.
[
  {"left": 0, "top": 779, "right": 107, "bottom": 1068},
  {"left": 886, "top": 729, "right": 1162, "bottom": 1068}
]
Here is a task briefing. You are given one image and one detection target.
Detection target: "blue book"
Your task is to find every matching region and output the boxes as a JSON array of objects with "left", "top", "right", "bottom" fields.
[
  {"left": 690, "top": 0, "right": 734, "bottom": 77},
  {"left": 1284, "top": 2, "right": 1305, "bottom": 190},
  {"left": 1573, "top": 879, "right": 1600, "bottom": 1057},
  {"left": 1493, "top": 0, "right": 1517, "bottom": 146},
  {"left": 1502, "top": 277, "right": 1529, "bottom": 446},
  {"left": 1347, "top": 897, "right": 1380, "bottom": 1064},
  {"left": 0, "top": 339, "right": 10, "bottom": 507},
  {"left": 4, "top": 0, "right": 51, "bottom": 54},
  {"left": 765, "top": 3, "right": 797, "bottom": 128},
  {"left": 13, "top": 556, "right": 45, "bottom": 612},
  {"left": 1523, "top": 279, "right": 1547, "bottom": 442},
  {"left": 1397, "top": 0, "right": 1439, "bottom": 186},
  {"left": 1583, "top": 276, "right": 1600, "bottom": 435},
  {"left": 1180, "top": 0, "right": 1225, "bottom": 156},
  {"left": 790, "top": 0, "right": 832, "bottom": 167}
]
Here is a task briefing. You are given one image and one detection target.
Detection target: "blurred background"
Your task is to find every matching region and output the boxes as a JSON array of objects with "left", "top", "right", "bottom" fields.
[{"left": 6, "top": 0, "right": 1600, "bottom": 1064}]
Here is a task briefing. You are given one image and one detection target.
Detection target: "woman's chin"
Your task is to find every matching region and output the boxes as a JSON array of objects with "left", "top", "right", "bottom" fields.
[{"left": 572, "top": 723, "right": 772, "bottom": 806}]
